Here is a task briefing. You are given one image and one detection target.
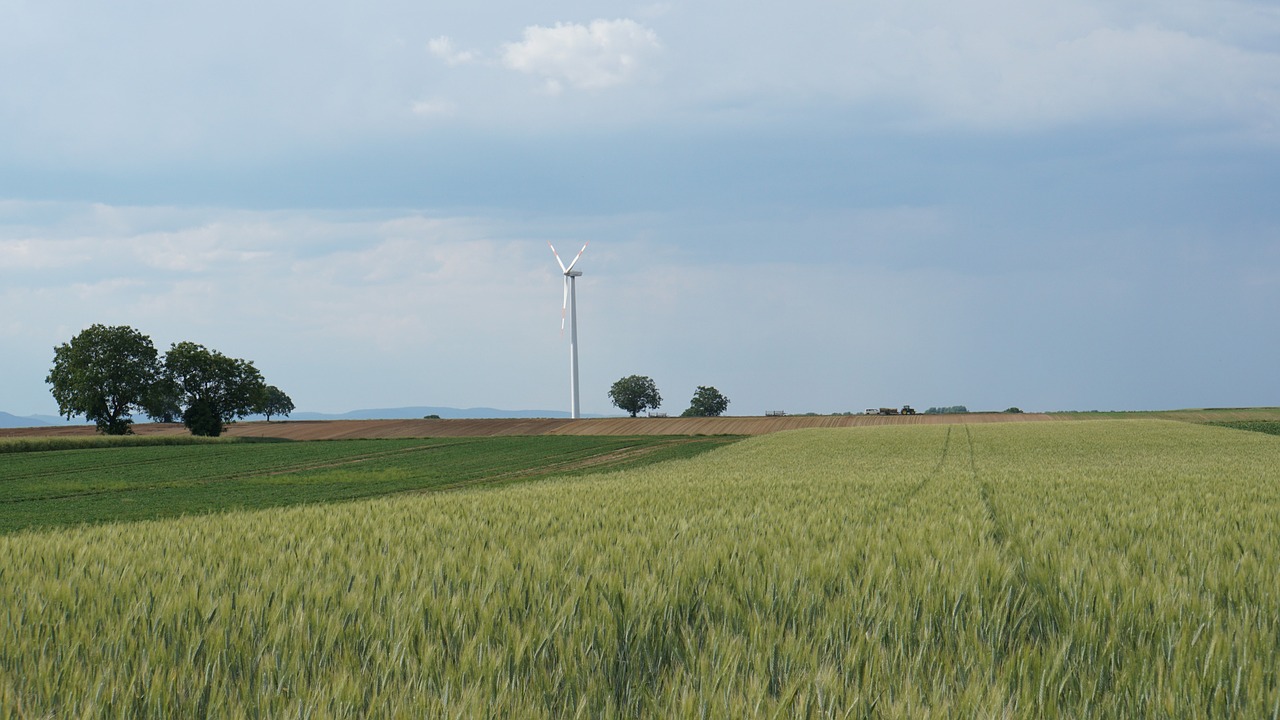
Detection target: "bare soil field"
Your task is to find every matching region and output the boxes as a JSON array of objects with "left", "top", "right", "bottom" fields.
[{"left": 0, "top": 413, "right": 1057, "bottom": 441}]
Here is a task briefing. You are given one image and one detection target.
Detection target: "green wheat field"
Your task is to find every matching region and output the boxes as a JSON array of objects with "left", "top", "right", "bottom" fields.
[{"left": 2, "top": 419, "right": 1279, "bottom": 717}]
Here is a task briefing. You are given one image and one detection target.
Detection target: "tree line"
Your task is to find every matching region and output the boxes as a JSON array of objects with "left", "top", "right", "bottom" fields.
[
  {"left": 47, "top": 324, "right": 293, "bottom": 437},
  {"left": 607, "top": 375, "right": 729, "bottom": 418}
]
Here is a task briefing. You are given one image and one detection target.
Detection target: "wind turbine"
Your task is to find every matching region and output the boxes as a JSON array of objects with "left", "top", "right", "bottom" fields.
[{"left": 549, "top": 241, "right": 588, "bottom": 419}]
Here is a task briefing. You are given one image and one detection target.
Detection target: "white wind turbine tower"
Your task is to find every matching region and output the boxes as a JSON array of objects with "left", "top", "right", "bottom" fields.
[{"left": 549, "top": 242, "right": 588, "bottom": 419}]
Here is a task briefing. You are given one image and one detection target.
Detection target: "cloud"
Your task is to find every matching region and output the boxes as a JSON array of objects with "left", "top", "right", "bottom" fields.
[
  {"left": 814, "top": 3, "right": 1280, "bottom": 133},
  {"left": 5, "top": 0, "right": 1277, "bottom": 173},
  {"left": 0, "top": 203, "right": 580, "bottom": 411},
  {"left": 428, "top": 36, "right": 477, "bottom": 66},
  {"left": 501, "top": 19, "right": 661, "bottom": 93}
]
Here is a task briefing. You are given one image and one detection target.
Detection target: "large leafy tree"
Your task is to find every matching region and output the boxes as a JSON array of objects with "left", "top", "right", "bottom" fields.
[
  {"left": 142, "top": 375, "right": 184, "bottom": 423},
  {"left": 46, "top": 324, "right": 160, "bottom": 435},
  {"left": 254, "top": 385, "right": 295, "bottom": 422},
  {"left": 608, "top": 375, "right": 662, "bottom": 417},
  {"left": 681, "top": 386, "right": 730, "bottom": 417},
  {"left": 164, "top": 341, "right": 266, "bottom": 437}
]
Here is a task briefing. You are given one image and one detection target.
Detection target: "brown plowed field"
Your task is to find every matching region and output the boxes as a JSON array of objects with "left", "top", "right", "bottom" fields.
[{"left": 0, "top": 413, "right": 1057, "bottom": 441}]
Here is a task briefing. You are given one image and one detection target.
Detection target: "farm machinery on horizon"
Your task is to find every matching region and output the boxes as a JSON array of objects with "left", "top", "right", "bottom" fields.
[{"left": 866, "top": 405, "right": 917, "bottom": 416}]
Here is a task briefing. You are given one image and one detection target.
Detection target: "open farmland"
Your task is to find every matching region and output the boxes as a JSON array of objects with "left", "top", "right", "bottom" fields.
[
  {"left": 4, "top": 406, "right": 1278, "bottom": 442},
  {"left": 0, "top": 435, "right": 738, "bottom": 534},
  {"left": 2, "top": 419, "right": 1279, "bottom": 717},
  {"left": 0, "top": 411, "right": 1060, "bottom": 441}
]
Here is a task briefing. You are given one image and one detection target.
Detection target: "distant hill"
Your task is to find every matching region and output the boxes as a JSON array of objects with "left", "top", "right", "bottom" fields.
[{"left": 0, "top": 412, "right": 53, "bottom": 429}]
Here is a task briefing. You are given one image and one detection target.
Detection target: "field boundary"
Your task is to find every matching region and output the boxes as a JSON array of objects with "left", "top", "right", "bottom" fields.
[
  {"left": 6, "top": 407, "right": 1279, "bottom": 441},
  {"left": 0, "top": 413, "right": 1057, "bottom": 441}
]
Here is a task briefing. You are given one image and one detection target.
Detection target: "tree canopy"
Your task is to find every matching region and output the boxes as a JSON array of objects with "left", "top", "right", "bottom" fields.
[
  {"left": 46, "top": 324, "right": 160, "bottom": 435},
  {"left": 255, "top": 385, "right": 295, "bottom": 422},
  {"left": 142, "top": 376, "right": 183, "bottom": 423},
  {"left": 608, "top": 375, "right": 662, "bottom": 417},
  {"left": 48, "top": 326, "right": 286, "bottom": 437},
  {"left": 165, "top": 341, "right": 266, "bottom": 437},
  {"left": 681, "top": 386, "right": 730, "bottom": 417}
]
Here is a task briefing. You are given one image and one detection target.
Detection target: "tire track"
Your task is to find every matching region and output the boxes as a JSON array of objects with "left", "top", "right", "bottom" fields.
[
  {"left": 393, "top": 438, "right": 704, "bottom": 495},
  {"left": 863, "top": 426, "right": 954, "bottom": 518},
  {"left": 969, "top": 424, "right": 1068, "bottom": 643}
]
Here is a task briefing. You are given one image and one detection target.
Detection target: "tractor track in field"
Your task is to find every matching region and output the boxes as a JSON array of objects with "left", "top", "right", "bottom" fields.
[
  {"left": 393, "top": 437, "right": 718, "bottom": 496},
  {"left": 862, "top": 425, "right": 955, "bottom": 519},
  {"left": 251, "top": 440, "right": 479, "bottom": 477},
  {"left": 969, "top": 424, "right": 1071, "bottom": 649}
]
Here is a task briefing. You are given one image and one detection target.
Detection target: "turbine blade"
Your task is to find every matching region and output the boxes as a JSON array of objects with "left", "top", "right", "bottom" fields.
[
  {"left": 561, "top": 277, "right": 569, "bottom": 333},
  {"left": 564, "top": 242, "right": 589, "bottom": 273},
  {"left": 548, "top": 241, "right": 567, "bottom": 273}
]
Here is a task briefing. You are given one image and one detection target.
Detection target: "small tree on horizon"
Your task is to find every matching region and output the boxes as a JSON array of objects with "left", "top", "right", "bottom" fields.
[
  {"left": 681, "top": 386, "right": 730, "bottom": 417},
  {"left": 255, "top": 385, "right": 295, "bottom": 422},
  {"left": 608, "top": 375, "right": 662, "bottom": 417}
]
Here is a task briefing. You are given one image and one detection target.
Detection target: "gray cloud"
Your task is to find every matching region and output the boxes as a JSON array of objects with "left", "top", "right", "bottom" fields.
[{"left": 2, "top": 1, "right": 1279, "bottom": 418}]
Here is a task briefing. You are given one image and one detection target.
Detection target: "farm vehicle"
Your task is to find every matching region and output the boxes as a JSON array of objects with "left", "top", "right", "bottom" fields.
[{"left": 865, "top": 406, "right": 917, "bottom": 416}]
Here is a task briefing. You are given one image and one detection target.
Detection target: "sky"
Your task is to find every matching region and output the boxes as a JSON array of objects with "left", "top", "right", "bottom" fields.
[{"left": 2, "top": 0, "right": 1278, "bottom": 417}]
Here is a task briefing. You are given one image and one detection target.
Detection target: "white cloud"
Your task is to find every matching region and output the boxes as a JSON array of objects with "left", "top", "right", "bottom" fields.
[
  {"left": 0, "top": 239, "right": 82, "bottom": 270},
  {"left": 428, "top": 36, "right": 477, "bottom": 66},
  {"left": 501, "top": 19, "right": 661, "bottom": 93}
]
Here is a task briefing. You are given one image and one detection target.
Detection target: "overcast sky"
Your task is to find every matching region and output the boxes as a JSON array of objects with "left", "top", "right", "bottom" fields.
[{"left": 3, "top": 0, "right": 1278, "bottom": 417}]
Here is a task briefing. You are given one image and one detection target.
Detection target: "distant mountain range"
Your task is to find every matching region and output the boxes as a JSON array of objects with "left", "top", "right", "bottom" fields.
[
  {"left": 0, "top": 406, "right": 596, "bottom": 429},
  {"left": 0, "top": 412, "right": 75, "bottom": 429}
]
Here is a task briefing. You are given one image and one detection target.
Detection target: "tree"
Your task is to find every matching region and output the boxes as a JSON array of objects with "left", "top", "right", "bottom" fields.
[
  {"left": 681, "top": 386, "right": 730, "bottom": 417},
  {"left": 163, "top": 341, "right": 266, "bottom": 437},
  {"left": 142, "top": 376, "right": 183, "bottom": 423},
  {"left": 46, "top": 324, "right": 160, "bottom": 435},
  {"left": 254, "top": 385, "right": 295, "bottom": 422},
  {"left": 608, "top": 375, "right": 662, "bottom": 417}
]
